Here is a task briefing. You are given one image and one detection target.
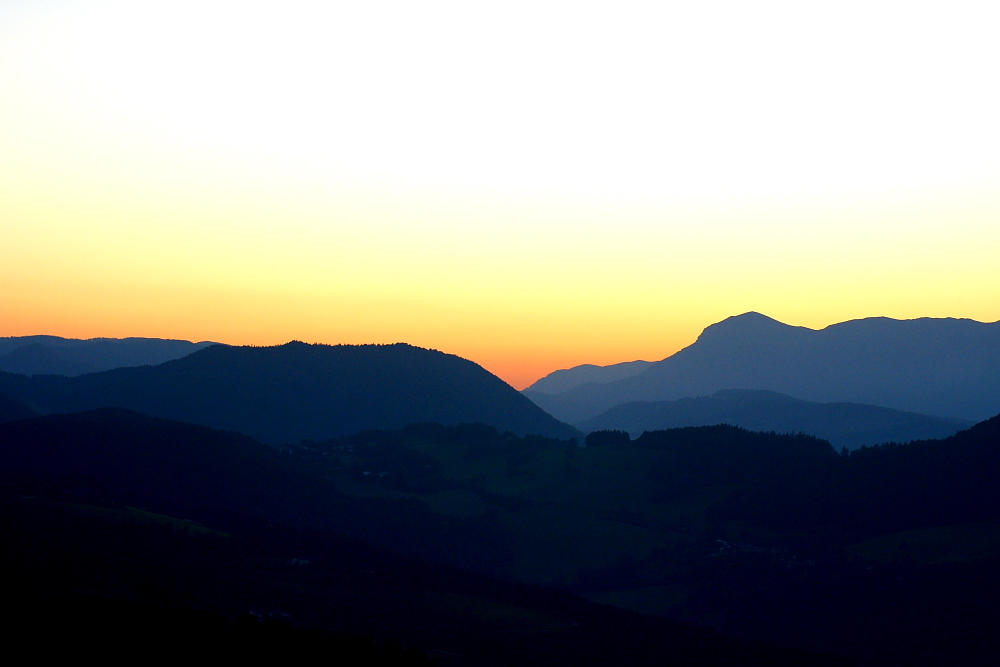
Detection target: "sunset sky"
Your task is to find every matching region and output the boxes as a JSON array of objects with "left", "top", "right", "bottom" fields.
[{"left": 2, "top": 0, "right": 999, "bottom": 388}]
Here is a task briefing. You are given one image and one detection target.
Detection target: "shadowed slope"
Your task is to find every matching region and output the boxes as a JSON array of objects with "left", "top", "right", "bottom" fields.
[
  {"left": 578, "top": 389, "right": 971, "bottom": 450},
  {"left": 0, "top": 392, "right": 37, "bottom": 424},
  {"left": 0, "top": 408, "right": 514, "bottom": 571},
  {"left": 527, "top": 313, "right": 1000, "bottom": 423},
  {"left": 0, "top": 342, "right": 579, "bottom": 443}
]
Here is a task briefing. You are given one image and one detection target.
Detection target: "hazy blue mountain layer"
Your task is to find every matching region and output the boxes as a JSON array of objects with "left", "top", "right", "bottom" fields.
[
  {"left": 577, "top": 389, "right": 971, "bottom": 450},
  {"left": 526, "top": 359, "right": 653, "bottom": 395},
  {"left": 0, "top": 341, "right": 579, "bottom": 443},
  {"left": 525, "top": 312, "right": 1000, "bottom": 423},
  {"left": 0, "top": 335, "right": 216, "bottom": 376}
]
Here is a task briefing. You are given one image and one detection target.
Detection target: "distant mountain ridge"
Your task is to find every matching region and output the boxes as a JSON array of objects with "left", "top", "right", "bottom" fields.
[
  {"left": 527, "top": 359, "right": 652, "bottom": 395},
  {"left": 524, "top": 312, "right": 1000, "bottom": 424},
  {"left": 0, "top": 335, "right": 216, "bottom": 376},
  {"left": 0, "top": 341, "right": 579, "bottom": 443},
  {"left": 577, "top": 389, "right": 971, "bottom": 450}
]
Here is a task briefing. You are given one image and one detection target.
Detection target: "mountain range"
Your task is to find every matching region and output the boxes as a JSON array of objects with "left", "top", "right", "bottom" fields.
[
  {"left": 0, "top": 341, "right": 579, "bottom": 443},
  {"left": 577, "top": 389, "right": 971, "bottom": 450},
  {"left": 4, "top": 320, "right": 1000, "bottom": 664},
  {"left": 0, "top": 335, "right": 216, "bottom": 376},
  {"left": 525, "top": 312, "right": 1000, "bottom": 424},
  {"left": 528, "top": 359, "right": 653, "bottom": 395}
]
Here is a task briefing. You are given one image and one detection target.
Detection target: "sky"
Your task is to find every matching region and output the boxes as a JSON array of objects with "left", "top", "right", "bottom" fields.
[{"left": 1, "top": 0, "right": 999, "bottom": 389}]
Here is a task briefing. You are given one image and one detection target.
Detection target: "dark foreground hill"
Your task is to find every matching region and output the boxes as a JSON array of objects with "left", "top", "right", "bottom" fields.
[
  {"left": 0, "top": 410, "right": 841, "bottom": 666},
  {"left": 0, "top": 342, "right": 578, "bottom": 442},
  {"left": 525, "top": 312, "right": 1000, "bottom": 423},
  {"left": 578, "top": 389, "right": 970, "bottom": 450},
  {"left": 0, "top": 335, "right": 215, "bottom": 376}
]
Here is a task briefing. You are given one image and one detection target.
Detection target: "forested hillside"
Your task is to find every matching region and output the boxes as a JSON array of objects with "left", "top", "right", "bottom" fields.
[{"left": 0, "top": 342, "right": 579, "bottom": 442}]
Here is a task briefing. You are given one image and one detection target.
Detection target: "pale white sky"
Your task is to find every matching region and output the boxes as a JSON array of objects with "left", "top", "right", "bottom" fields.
[
  {"left": 3, "top": 0, "right": 998, "bottom": 202},
  {"left": 1, "top": 0, "right": 999, "bottom": 387}
]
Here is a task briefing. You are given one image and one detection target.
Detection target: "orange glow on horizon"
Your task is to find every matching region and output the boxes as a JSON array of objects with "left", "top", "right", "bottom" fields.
[{"left": 3, "top": 2, "right": 1000, "bottom": 392}]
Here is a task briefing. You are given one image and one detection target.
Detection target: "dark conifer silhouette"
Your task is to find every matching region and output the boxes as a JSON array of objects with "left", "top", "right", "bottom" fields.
[
  {"left": 585, "top": 429, "right": 630, "bottom": 447},
  {"left": 526, "top": 312, "right": 1000, "bottom": 423}
]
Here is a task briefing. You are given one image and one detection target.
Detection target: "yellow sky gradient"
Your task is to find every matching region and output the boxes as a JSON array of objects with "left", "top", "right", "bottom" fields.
[{"left": 2, "top": 1, "right": 999, "bottom": 389}]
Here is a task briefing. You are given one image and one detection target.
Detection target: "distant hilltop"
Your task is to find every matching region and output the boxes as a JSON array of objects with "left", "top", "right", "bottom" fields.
[
  {"left": 0, "top": 341, "right": 580, "bottom": 443},
  {"left": 0, "top": 336, "right": 218, "bottom": 376},
  {"left": 525, "top": 312, "right": 1000, "bottom": 424},
  {"left": 528, "top": 359, "right": 653, "bottom": 395}
]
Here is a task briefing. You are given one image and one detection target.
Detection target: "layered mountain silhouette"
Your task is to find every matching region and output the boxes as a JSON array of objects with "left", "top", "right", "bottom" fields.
[
  {"left": 578, "top": 389, "right": 970, "bottom": 450},
  {"left": 0, "top": 335, "right": 216, "bottom": 376},
  {"left": 528, "top": 359, "right": 652, "bottom": 395},
  {"left": 0, "top": 342, "right": 579, "bottom": 443},
  {"left": 525, "top": 312, "right": 1000, "bottom": 423}
]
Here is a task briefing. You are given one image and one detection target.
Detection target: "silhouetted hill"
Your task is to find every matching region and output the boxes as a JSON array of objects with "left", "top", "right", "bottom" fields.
[
  {"left": 0, "top": 342, "right": 579, "bottom": 442},
  {"left": 0, "top": 335, "right": 215, "bottom": 376},
  {"left": 0, "top": 392, "right": 36, "bottom": 424},
  {"left": 578, "top": 389, "right": 970, "bottom": 450},
  {"left": 527, "top": 360, "right": 652, "bottom": 395},
  {"left": 634, "top": 425, "right": 839, "bottom": 501},
  {"left": 525, "top": 312, "right": 1000, "bottom": 423}
]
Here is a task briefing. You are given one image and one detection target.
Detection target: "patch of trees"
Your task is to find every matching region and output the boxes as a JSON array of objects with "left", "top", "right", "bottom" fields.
[
  {"left": 585, "top": 429, "right": 630, "bottom": 447},
  {"left": 301, "top": 422, "right": 576, "bottom": 482},
  {"left": 708, "top": 413, "right": 1000, "bottom": 539},
  {"left": 636, "top": 425, "right": 837, "bottom": 501}
]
